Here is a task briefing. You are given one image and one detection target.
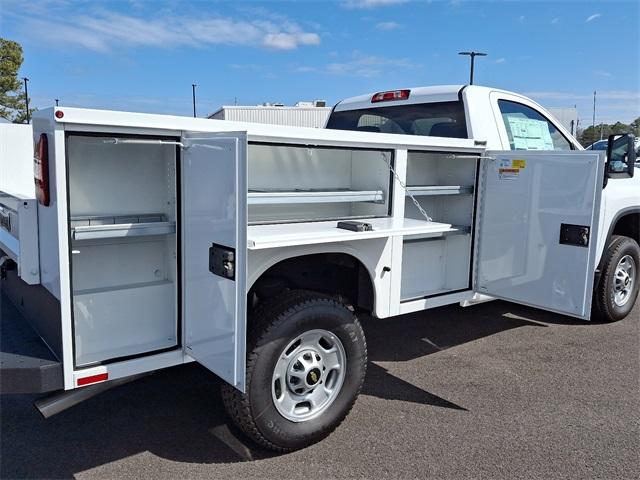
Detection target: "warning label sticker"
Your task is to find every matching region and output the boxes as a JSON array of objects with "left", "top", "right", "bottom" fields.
[
  {"left": 498, "top": 167, "right": 520, "bottom": 180},
  {"left": 497, "top": 159, "right": 526, "bottom": 180}
]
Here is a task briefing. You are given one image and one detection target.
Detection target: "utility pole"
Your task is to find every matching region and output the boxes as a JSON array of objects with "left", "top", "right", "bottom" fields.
[
  {"left": 55, "top": 99, "right": 59, "bottom": 106},
  {"left": 592, "top": 90, "right": 597, "bottom": 144},
  {"left": 192, "top": 84, "right": 197, "bottom": 118},
  {"left": 22, "top": 77, "right": 30, "bottom": 124},
  {"left": 458, "top": 51, "right": 487, "bottom": 85}
]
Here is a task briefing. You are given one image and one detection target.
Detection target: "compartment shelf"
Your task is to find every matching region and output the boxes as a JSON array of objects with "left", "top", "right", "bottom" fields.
[
  {"left": 405, "top": 185, "right": 474, "bottom": 196},
  {"left": 248, "top": 217, "right": 467, "bottom": 250},
  {"left": 248, "top": 189, "right": 385, "bottom": 205},
  {"left": 70, "top": 214, "right": 175, "bottom": 241}
]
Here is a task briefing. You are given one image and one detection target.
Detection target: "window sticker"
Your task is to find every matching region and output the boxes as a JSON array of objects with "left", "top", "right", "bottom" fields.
[{"left": 507, "top": 117, "right": 554, "bottom": 150}]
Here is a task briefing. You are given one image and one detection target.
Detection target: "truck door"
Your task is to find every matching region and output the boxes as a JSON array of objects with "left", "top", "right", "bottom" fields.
[
  {"left": 475, "top": 151, "right": 604, "bottom": 320},
  {"left": 181, "top": 132, "right": 248, "bottom": 390}
]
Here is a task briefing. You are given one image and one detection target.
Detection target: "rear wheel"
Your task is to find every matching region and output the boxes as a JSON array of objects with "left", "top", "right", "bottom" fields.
[
  {"left": 593, "top": 235, "right": 640, "bottom": 322},
  {"left": 222, "top": 290, "right": 367, "bottom": 452}
]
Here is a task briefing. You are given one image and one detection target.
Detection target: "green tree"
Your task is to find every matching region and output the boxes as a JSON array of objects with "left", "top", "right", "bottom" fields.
[
  {"left": 629, "top": 117, "right": 640, "bottom": 137},
  {"left": 579, "top": 121, "right": 635, "bottom": 146},
  {"left": 0, "top": 38, "right": 35, "bottom": 123}
]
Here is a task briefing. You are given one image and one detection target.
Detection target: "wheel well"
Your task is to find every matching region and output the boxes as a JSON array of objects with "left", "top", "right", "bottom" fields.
[
  {"left": 612, "top": 212, "right": 640, "bottom": 245},
  {"left": 249, "top": 253, "right": 374, "bottom": 314}
]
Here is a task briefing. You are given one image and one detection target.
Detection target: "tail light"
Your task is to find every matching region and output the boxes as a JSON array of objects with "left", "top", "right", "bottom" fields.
[
  {"left": 34, "top": 133, "right": 50, "bottom": 206},
  {"left": 371, "top": 89, "right": 410, "bottom": 103}
]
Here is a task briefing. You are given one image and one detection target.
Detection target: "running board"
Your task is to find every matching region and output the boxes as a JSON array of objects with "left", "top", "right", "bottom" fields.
[{"left": 34, "top": 373, "right": 149, "bottom": 418}]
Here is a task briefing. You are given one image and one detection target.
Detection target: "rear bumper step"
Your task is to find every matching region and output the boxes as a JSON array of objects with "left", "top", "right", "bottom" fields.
[{"left": 1, "top": 292, "right": 63, "bottom": 394}]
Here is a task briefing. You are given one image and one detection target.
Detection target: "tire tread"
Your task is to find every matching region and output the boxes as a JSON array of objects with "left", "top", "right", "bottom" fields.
[{"left": 593, "top": 235, "right": 640, "bottom": 322}]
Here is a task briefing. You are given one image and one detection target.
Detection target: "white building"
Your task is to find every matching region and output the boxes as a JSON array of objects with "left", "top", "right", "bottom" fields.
[
  {"left": 208, "top": 101, "right": 332, "bottom": 128},
  {"left": 547, "top": 107, "right": 579, "bottom": 136}
]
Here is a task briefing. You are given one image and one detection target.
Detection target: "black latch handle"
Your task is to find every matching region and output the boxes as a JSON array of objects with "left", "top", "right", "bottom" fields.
[
  {"left": 559, "top": 223, "right": 590, "bottom": 248},
  {"left": 209, "top": 243, "right": 236, "bottom": 280}
]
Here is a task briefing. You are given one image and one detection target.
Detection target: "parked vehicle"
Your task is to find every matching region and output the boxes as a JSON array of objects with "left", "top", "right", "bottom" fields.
[
  {"left": 0, "top": 86, "right": 637, "bottom": 451},
  {"left": 585, "top": 139, "right": 608, "bottom": 151},
  {"left": 327, "top": 85, "right": 640, "bottom": 323}
]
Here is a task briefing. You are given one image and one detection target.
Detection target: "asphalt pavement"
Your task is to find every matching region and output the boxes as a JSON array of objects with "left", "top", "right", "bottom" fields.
[{"left": 1, "top": 294, "right": 638, "bottom": 479}]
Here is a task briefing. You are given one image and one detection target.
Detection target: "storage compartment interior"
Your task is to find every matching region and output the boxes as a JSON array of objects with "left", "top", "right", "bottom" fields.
[
  {"left": 400, "top": 151, "right": 477, "bottom": 300},
  {"left": 248, "top": 143, "right": 392, "bottom": 224},
  {"left": 66, "top": 135, "right": 178, "bottom": 366}
]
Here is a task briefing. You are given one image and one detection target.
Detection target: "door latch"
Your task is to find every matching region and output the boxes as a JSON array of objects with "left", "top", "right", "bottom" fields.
[
  {"left": 559, "top": 224, "right": 590, "bottom": 248},
  {"left": 0, "top": 210, "right": 10, "bottom": 231},
  {"left": 209, "top": 244, "right": 236, "bottom": 280}
]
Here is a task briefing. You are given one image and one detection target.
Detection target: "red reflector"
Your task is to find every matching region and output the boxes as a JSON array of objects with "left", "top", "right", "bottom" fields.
[
  {"left": 77, "top": 373, "right": 108, "bottom": 386},
  {"left": 55, "top": 110, "right": 64, "bottom": 119},
  {"left": 34, "top": 133, "right": 50, "bottom": 206},
  {"left": 372, "top": 89, "right": 410, "bottom": 103}
]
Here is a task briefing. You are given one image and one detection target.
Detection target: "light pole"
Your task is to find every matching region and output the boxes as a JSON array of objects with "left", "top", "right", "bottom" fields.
[
  {"left": 592, "top": 90, "right": 597, "bottom": 144},
  {"left": 458, "top": 51, "right": 487, "bottom": 85},
  {"left": 55, "top": 99, "right": 59, "bottom": 106},
  {"left": 22, "top": 77, "right": 30, "bottom": 123},
  {"left": 192, "top": 84, "right": 197, "bottom": 118}
]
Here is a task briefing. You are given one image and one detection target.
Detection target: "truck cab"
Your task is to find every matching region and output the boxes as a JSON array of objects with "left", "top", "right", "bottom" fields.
[{"left": 327, "top": 85, "right": 640, "bottom": 322}]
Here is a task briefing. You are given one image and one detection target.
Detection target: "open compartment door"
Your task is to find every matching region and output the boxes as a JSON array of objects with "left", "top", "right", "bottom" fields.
[
  {"left": 182, "top": 132, "right": 247, "bottom": 390},
  {"left": 475, "top": 151, "right": 604, "bottom": 320}
]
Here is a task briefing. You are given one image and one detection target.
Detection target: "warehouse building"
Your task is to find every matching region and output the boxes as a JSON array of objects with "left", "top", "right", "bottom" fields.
[
  {"left": 547, "top": 107, "right": 579, "bottom": 136},
  {"left": 208, "top": 101, "right": 331, "bottom": 128}
]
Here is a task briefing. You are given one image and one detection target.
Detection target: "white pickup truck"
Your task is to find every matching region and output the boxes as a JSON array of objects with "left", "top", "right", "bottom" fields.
[
  {"left": 327, "top": 85, "right": 640, "bottom": 322},
  {"left": 0, "top": 85, "right": 637, "bottom": 453}
]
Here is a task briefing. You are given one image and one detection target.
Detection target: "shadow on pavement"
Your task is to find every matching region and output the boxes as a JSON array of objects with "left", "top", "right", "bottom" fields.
[
  {"left": 1, "top": 300, "right": 568, "bottom": 477},
  {"left": 358, "top": 301, "right": 547, "bottom": 410}
]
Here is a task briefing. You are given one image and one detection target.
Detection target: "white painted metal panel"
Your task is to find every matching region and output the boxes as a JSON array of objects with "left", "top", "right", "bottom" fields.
[
  {"left": 49, "top": 107, "right": 481, "bottom": 153},
  {"left": 400, "top": 234, "right": 471, "bottom": 300},
  {"left": 0, "top": 123, "right": 34, "bottom": 198},
  {"left": 182, "top": 133, "right": 247, "bottom": 390},
  {"left": 74, "top": 281, "right": 176, "bottom": 366},
  {"left": 475, "top": 151, "right": 603, "bottom": 319},
  {"left": 0, "top": 194, "right": 40, "bottom": 284}
]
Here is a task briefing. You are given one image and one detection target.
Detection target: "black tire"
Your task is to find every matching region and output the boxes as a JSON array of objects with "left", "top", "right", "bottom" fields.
[
  {"left": 593, "top": 235, "right": 640, "bottom": 322},
  {"left": 221, "top": 290, "right": 367, "bottom": 452}
]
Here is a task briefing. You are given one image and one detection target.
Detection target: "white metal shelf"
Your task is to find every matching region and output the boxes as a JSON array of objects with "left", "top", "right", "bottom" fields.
[
  {"left": 248, "top": 217, "right": 465, "bottom": 250},
  {"left": 402, "top": 226, "right": 471, "bottom": 242},
  {"left": 72, "top": 222, "right": 176, "bottom": 241},
  {"left": 405, "top": 185, "right": 474, "bottom": 196},
  {"left": 248, "top": 189, "right": 384, "bottom": 205},
  {"left": 70, "top": 215, "right": 175, "bottom": 241}
]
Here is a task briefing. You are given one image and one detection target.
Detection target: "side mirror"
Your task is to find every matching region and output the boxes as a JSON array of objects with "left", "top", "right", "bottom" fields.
[{"left": 606, "top": 133, "right": 636, "bottom": 179}]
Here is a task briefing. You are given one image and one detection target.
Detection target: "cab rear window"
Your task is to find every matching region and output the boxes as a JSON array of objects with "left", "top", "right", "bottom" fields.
[{"left": 326, "top": 101, "right": 468, "bottom": 138}]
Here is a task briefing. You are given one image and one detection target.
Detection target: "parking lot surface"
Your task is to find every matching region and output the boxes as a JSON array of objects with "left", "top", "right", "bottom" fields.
[{"left": 1, "top": 294, "right": 638, "bottom": 480}]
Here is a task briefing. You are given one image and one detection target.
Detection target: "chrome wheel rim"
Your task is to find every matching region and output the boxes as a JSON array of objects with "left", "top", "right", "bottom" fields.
[
  {"left": 271, "top": 329, "right": 346, "bottom": 423},
  {"left": 613, "top": 254, "right": 636, "bottom": 307}
]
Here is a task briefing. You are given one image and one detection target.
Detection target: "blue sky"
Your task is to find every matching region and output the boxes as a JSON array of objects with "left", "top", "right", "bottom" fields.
[{"left": 3, "top": 0, "right": 639, "bottom": 124}]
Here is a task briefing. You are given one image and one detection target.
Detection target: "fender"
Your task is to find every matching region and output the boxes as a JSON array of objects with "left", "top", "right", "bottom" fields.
[
  {"left": 595, "top": 206, "right": 640, "bottom": 284},
  {"left": 247, "top": 241, "right": 388, "bottom": 317}
]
